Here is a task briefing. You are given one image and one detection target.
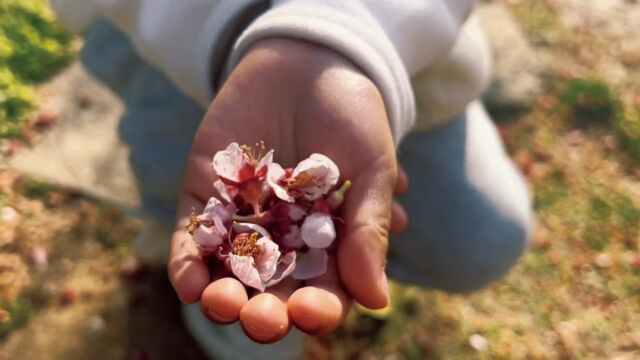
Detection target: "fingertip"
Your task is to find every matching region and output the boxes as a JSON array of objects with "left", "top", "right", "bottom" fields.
[
  {"left": 395, "top": 165, "right": 409, "bottom": 195},
  {"left": 239, "top": 293, "right": 290, "bottom": 343},
  {"left": 390, "top": 201, "right": 408, "bottom": 234},
  {"left": 201, "top": 277, "right": 248, "bottom": 324},
  {"left": 338, "top": 225, "right": 389, "bottom": 310},
  {"left": 288, "top": 286, "right": 351, "bottom": 334},
  {"left": 167, "top": 235, "right": 210, "bottom": 304}
]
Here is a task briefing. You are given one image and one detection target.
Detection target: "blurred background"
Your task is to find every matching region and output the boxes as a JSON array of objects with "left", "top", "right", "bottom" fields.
[{"left": 0, "top": 0, "right": 639, "bottom": 358}]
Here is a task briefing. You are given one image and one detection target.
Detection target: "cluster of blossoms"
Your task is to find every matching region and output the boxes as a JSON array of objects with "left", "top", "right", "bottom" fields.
[{"left": 187, "top": 142, "right": 349, "bottom": 291}]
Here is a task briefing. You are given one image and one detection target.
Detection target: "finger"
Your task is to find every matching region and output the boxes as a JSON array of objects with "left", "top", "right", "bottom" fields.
[
  {"left": 239, "top": 277, "right": 299, "bottom": 343},
  {"left": 167, "top": 194, "right": 211, "bottom": 303},
  {"left": 390, "top": 201, "right": 408, "bottom": 234},
  {"left": 200, "top": 276, "right": 248, "bottom": 324},
  {"left": 395, "top": 165, "right": 409, "bottom": 195},
  {"left": 338, "top": 162, "right": 395, "bottom": 309},
  {"left": 288, "top": 258, "right": 352, "bottom": 334}
]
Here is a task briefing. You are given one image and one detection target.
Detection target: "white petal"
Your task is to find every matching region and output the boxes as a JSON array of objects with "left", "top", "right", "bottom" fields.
[
  {"left": 266, "top": 163, "right": 294, "bottom": 202},
  {"left": 198, "top": 197, "right": 231, "bottom": 237},
  {"left": 201, "top": 197, "right": 231, "bottom": 222},
  {"left": 213, "top": 179, "right": 234, "bottom": 203},
  {"left": 230, "top": 255, "right": 264, "bottom": 291},
  {"left": 292, "top": 249, "right": 328, "bottom": 280},
  {"left": 255, "top": 237, "right": 281, "bottom": 282},
  {"left": 292, "top": 153, "right": 340, "bottom": 200},
  {"left": 301, "top": 212, "right": 336, "bottom": 249},
  {"left": 281, "top": 225, "right": 304, "bottom": 249},
  {"left": 233, "top": 222, "right": 271, "bottom": 239},
  {"left": 257, "top": 149, "right": 274, "bottom": 172},
  {"left": 266, "top": 251, "right": 296, "bottom": 287},
  {"left": 212, "top": 142, "right": 244, "bottom": 182},
  {"left": 192, "top": 226, "right": 224, "bottom": 251}
]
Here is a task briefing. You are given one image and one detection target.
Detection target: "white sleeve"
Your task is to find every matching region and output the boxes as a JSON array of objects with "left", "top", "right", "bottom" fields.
[
  {"left": 51, "top": 0, "right": 263, "bottom": 108},
  {"left": 226, "top": 0, "right": 477, "bottom": 144}
]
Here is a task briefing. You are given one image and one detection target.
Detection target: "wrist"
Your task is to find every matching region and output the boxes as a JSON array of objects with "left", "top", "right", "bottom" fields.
[{"left": 234, "top": 38, "right": 377, "bottom": 96}]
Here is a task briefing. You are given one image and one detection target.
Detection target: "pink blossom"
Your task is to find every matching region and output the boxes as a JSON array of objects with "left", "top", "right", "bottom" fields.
[
  {"left": 267, "top": 154, "right": 339, "bottom": 202},
  {"left": 300, "top": 212, "right": 336, "bottom": 249},
  {"left": 228, "top": 223, "right": 296, "bottom": 291},
  {"left": 212, "top": 142, "right": 273, "bottom": 208},
  {"left": 189, "top": 143, "right": 348, "bottom": 290},
  {"left": 212, "top": 142, "right": 273, "bottom": 185},
  {"left": 191, "top": 197, "right": 233, "bottom": 252},
  {"left": 292, "top": 248, "right": 329, "bottom": 280}
]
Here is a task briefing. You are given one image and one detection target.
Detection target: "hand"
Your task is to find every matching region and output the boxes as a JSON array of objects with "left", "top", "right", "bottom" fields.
[{"left": 168, "top": 39, "right": 408, "bottom": 343}]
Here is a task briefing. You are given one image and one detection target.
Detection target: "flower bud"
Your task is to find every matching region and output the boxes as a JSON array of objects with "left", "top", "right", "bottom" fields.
[{"left": 326, "top": 180, "right": 351, "bottom": 210}]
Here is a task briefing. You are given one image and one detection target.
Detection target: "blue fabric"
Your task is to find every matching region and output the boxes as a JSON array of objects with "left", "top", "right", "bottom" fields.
[
  {"left": 387, "top": 112, "right": 531, "bottom": 292},
  {"left": 80, "top": 20, "right": 531, "bottom": 294}
]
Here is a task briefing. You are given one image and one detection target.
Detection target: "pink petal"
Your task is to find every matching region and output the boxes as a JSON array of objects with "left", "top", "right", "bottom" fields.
[
  {"left": 255, "top": 237, "right": 281, "bottom": 282},
  {"left": 230, "top": 255, "right": 264, "bottom": 291},
  {"left": 213, "top": 179, "right": 236, "bottom": 203},
  {"left": 233, "top": 222, "right": 270, "bottom": 239},
  {"left": 266, "top": 251, "right": 297, "bottom": 287},
  {"left": 282, "top": 225, "right": 304, "bottom": 249},
  {"left": 257, "top": 149, "right": 274, "bottom": 173},
  {"left": 301, "top": 212, "right": 336, "bottom": 249},
  {"left": 292, "top": 249, "right": 328, "bottom": 280},
  {"left": 287, "top": 204, "right": 306, "bottom": 221},
  {"left": 201, "top": 197, "right": 224, "bottom": 215},
  {"left": 212, "top": 142, "right": 244, "bottom": 182},
  {"left": 292, "top": 154, "right": 339, "bottom": 200},
  {"left": 198, "top": 197, "right": 232, "bottom": 237},
  {"left": 193, "top": 226, "right": 224, "bottom": 251},
  {"left": 267, "top": 163, "right": 294, "bottom": 202}
]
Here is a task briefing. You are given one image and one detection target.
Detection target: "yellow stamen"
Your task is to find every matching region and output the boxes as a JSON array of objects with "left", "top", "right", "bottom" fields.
[
  {"left": 240, "top": 140, "right": 266, "bottom": 166},
  {"left": 286, "top": 171, "right": 315, "bottom": 191},
  {"left": 186, "top": 207, "right": 213, "bottom": 235},
  {"left": 233, "top": 232, "right": 261, "bottom": 256}
]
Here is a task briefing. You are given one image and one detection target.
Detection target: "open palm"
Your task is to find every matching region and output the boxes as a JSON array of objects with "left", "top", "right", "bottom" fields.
[{"left": 168, "top": 39, "right": 406, "bottom": 343}]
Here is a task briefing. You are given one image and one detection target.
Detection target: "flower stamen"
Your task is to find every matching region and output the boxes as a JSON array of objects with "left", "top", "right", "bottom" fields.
[
  {"left": 186, "top": 207, "right": 213, "bottom": 235},
  {"left": 232, "top": 232, "right": 261, "bottom": 257},
  {"left": 240, "top": 141, "right": 266, "bottom": 166},
  {"left": 286, "top": 171, "right": 315, "bottom": 192}
]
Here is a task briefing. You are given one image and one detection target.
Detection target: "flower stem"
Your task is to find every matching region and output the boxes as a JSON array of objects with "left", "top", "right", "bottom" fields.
[
  {"left": 252, "top": 202, "right": 262, "bottom": 217},
  {"left": 232, "top": 213, "right": 262, "bottom": 222}
]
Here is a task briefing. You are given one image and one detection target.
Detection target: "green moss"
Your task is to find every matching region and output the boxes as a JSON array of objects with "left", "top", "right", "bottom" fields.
[
  {"left": 560, "top": 78, "right": 621, "bottom": 126},
  {"left": 615, "top": 196, "right": 640, "bottom": 227},
  {"left": 533, "top": 171, "right": 567, "bottom": 210},
  {"left": 0, "top": 299, "right": 33, "bottom": 339},
  {"left": 616, "top": 108, "right": 640, "bottom": 163},
  {"left": 0, "top": 68, "right": 34, "bottom": 138},
  {"left": 583, "top": 224, "right": 609, "bottom": 251},
  {"left": 0, "top": 0, "right": 76, "bottom": 138},
  {"left": 588, "top": 197, "right": 611, "bottom": 221},
  {"left": 23, "top": 178, "right": 53, "bottom": 199},
  {"left": 0, "top": 0, "right": 75, "bottom": 83}
]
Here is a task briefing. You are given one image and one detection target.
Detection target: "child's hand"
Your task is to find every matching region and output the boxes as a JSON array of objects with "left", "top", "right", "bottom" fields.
[{"left": 168, "top": 39, "right": 407, "bottom": 343}]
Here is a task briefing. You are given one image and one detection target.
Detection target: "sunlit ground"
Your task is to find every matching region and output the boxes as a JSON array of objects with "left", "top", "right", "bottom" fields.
[{"left": 1, "top": 0, "right": 639, "bottom": 359}]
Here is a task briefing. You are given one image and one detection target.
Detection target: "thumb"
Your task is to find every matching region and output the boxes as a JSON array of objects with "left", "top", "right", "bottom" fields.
[{"left": 337, "top": 159, "right": 396, "bottom": 309}]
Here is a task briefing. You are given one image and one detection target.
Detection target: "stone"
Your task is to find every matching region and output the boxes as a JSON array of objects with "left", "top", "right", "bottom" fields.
[
  {"left": 1, "top": 62, "right": 139, "bottom": 208},
  {"left": 469, "top": 333, "right": 488, "bottom": 352}
]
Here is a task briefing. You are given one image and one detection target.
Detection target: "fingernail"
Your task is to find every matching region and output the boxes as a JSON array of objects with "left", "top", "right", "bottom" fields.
[{"left": 380, "top": 271, "right": 390, "bottom": 304}]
